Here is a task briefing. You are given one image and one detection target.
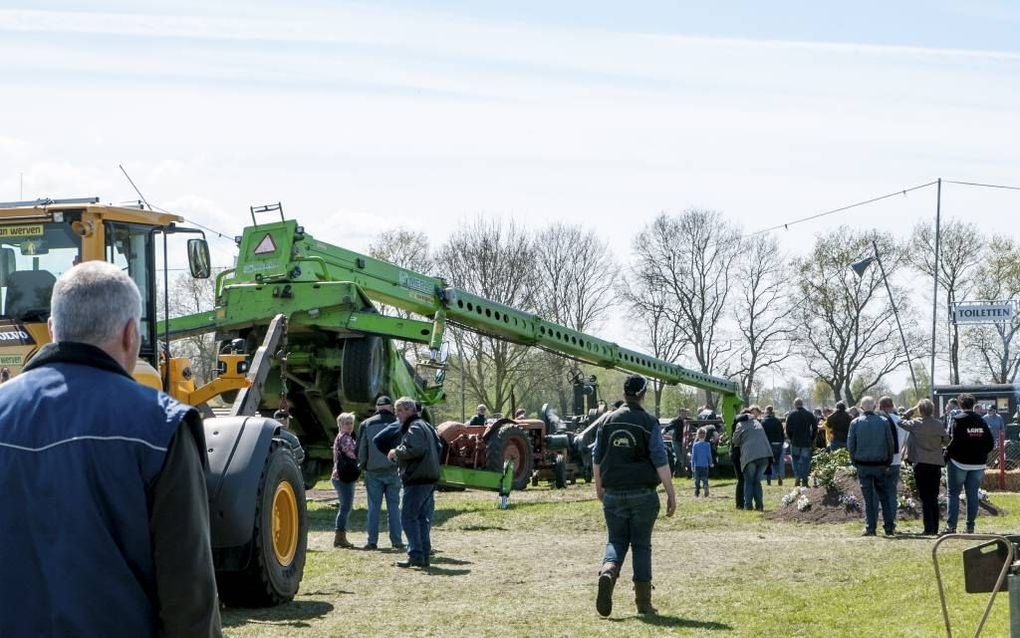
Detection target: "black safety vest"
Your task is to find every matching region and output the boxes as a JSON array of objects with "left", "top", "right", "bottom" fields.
[{"left": 595, "top": 403, "right": 660, "bottom": 490}]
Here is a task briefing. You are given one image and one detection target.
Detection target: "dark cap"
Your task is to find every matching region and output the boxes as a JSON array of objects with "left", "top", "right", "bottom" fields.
[
  {"left": 623, "top": 374, "right": 648, "bottom": 397},
  {"left": 376, "top": 395, "right": 393, "bottom": 407}
]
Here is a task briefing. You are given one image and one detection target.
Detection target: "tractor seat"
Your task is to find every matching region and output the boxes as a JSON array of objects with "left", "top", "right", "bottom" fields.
[{"left": 4, "top": 270, "right": 56, "bottom": 319}]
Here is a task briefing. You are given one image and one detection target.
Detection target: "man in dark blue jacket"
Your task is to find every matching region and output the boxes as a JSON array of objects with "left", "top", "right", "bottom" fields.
[
  {"left": 784, "top": 398, "right": 818, "bottom": 487},
  {"left": 592, "top": 375, "right": 676, "bottom": 617},
  {"left": 0, "top": 262, "right": 220, "bottom": 637}
]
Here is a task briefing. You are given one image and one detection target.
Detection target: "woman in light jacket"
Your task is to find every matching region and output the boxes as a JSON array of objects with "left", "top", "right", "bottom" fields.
[
  {"left": 732, "top": 405, "right": 773, "bottom": 511},
  {"left": 899, "top": 399, "right": 951, "bottom": 535}
]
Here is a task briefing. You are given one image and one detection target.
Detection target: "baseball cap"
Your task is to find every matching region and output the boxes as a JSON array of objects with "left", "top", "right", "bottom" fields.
[
  {"left": 376, "top": 395, "right": 393, "bottom": 407},
  {"left": 623, "top": 374, "right": 648, "bottom": 397}
]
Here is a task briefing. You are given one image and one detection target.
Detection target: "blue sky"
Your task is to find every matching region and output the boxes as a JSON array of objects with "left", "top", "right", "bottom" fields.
[{"left": 0, "top": 1, "right": 1018, "bottom": 385}]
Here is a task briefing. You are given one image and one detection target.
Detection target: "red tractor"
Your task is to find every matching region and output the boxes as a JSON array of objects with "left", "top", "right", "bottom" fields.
[{"left": 436, "top": 403, "right": 595, "bottom": 490}]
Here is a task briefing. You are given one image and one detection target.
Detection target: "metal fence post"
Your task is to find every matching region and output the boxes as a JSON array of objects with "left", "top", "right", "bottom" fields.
[
  {"left": 1001, "top": 428, "right": 1007, "bottom": 491},
  {"left": 1010, "top": 573, "right": 1020, "bottom": 637}
]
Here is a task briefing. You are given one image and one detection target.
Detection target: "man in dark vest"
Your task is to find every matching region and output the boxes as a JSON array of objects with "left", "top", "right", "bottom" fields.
[
  {"left": 592, "top": 375, "right": 676, "bottom": 617},
  {"left": 0, "top": 262, "right": 220, "bottom": 637}
]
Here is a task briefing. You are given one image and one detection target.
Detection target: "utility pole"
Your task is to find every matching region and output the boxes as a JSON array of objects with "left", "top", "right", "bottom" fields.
[{"left": 929, "top": 178, "right": 942, "bottom": 404}]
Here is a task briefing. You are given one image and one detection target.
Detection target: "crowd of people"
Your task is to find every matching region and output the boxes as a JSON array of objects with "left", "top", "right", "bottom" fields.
[
  {"left": 666, "top": 391, "right": 1000, "bottom": 538},
  {"left": 330, "top": 395, "right": 442, "bottom": 570}
]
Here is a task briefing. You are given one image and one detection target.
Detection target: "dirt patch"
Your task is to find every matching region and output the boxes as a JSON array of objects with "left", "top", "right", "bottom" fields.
[{"left": 765, "top": 469, "right": 1005, "bottom": 524}]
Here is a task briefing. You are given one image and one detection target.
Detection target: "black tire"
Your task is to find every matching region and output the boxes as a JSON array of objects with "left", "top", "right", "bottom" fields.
[
  {"left": 485, "top": 424, "right": 533, "bottom": 491},
  {"left": 341, "top": 336, "right": 387, "bottom": 403},
  {"left": 217, "top": 441, "right": 308, "bottom": 607},
  {"left": 553, "top": 455, "right": 567, "bottom": 489},
  {"left": 301, "top": 458, "right": 324, "bottom": 491}
]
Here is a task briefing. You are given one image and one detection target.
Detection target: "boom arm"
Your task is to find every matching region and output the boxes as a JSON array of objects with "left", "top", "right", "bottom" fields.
[{"left": 163, "top": 219, "right": 742, "bottom": 422}]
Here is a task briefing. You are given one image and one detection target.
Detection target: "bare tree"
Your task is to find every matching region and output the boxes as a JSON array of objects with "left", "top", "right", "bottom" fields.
[
  {"left": 731, "top": 235, "right": 795, "bottom": 403},
  {"left": 369, "top": 228, "right": 433, "bottom": 276},
  {"left": 907, "top": 219, "right": 981, "bottom": 384},
  {"left": 368, "top": 228, "right": 434, "bottom": 359},
  {"left": 167, "top": 270, "right": 220, "bottom": 384},
  {"left": 533, "top": 223, "right": 618, "bottom": 414},
  {"left": 631, "top": 209, "right": 741, "bottom": 407},
  {"left": 964, "top": 241, "right": 1020, "bottom": 383},
  {"left": 620, "top": 268, "right": 687, "bottom": 416},
  {"left": 437, "top": 217, "right": 539, "bottom": 415},
  {"left": 794, "top": 227, "right": 916, "bottom": 406},
  {"left": 534, "top": 224, "right": 617, "bottom": 331}
]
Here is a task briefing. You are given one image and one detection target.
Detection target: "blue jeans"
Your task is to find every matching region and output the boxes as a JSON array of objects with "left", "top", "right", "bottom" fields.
[
  {"left": 365, "top": 471, "right": 403, "bottom": 546},
  {"left": 693, "top": 466, "right": 710, "bottom": 495},
  {"left": 886, "top": 465, "right": 901, "bottom": 523},
  {"left": 401, "top": 483, "right": 435, "bottom": 563},
  {"left": 602, "top": 488, "right": 660, "bottom": 582},
  {"left": 769, "top": 443, "right": 785, "bottom": 482},
  {"left": 791, "top": 446, "right": 812, "bottom": 483},
  {"left": 857, "top": 465, "right": 895, "bottom": 532},
  {"left": 331, "top": 479, "right": 356, "bottom": 532},
  {"left": 672, "top": 441, "right": 685, "bottom": 476},
  {"left": 742, "top": 459, "right": 769, "bottom": 510},
  {"left": 947, "top": 462, "right": 985, "bottom": 531}
]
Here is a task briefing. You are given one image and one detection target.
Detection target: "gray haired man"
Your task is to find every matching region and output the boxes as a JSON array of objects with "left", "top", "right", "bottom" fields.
[
  {"left": 848, "top": 396, "right": 897, "bottom": 537},
  {"left": 0, "top": 262, "right": 220, "bottom": 637},
  {"left": 387, "top": 396, "right": 441, "bottom": 569}
]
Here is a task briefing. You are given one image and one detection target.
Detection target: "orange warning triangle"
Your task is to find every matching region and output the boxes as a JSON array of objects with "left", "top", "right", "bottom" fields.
[{"left": 253, "top": 233, "right": 277, "bottom": 255}]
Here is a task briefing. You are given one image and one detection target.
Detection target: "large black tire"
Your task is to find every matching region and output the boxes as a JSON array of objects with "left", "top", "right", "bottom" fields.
[
  {"left": 553, "top": 455, "right": 567, "bottom": 489},
  {"left": 217, "top": 441, "right": 308, "bottom": 607},
  {"left": 485, "top": 424, "right": 533, "bottom": 491},
  {"left": 341, "top": 336, "right": 387, "bottom": 403}
]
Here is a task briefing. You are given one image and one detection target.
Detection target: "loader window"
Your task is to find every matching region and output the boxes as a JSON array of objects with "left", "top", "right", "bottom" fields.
[
  {"left": 0, "top": 222, "right": 81, "bottom": 321},
  {"left": 105, "top": 223, "right": 155, "bottom": 348}
]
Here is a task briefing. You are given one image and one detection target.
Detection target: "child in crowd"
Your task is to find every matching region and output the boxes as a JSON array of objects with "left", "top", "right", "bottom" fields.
[{"left": 691, "top": 427, "right": 713, "bottom": 497}]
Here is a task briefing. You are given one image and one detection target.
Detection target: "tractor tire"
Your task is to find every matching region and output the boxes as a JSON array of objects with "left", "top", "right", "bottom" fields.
[
  {"left": 341, "top": 336, "right": 387, "bottom": 403},
  {"left": 553, "top": 455, "right": 567, "bottom": 489},
  {"left": 217, "top": 440, "right": 308, "bottom": 607},
  {"left": 485, "top": 424, "right": 533, "bottom": 491}
]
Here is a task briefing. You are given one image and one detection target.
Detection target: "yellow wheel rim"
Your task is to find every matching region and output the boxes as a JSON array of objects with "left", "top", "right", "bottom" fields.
[{"left": 271, "top": 481, "right": 299, "bottom": 567}]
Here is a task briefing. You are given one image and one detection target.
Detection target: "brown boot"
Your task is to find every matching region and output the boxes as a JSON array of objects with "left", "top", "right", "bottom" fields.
[
  {"left": 333, "top": 530, "right": 353, "bottom": 548},
  {"left": 595, "top": 562, "right": 620, "bottom": 617},
  {"left": 635, "top": 581, "right": 657, "bottom": 615}
]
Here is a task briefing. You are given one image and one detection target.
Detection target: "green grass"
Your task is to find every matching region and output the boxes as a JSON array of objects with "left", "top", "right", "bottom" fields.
[{"left": 222, "top": 480, "right": 1020, "bottom": 637}]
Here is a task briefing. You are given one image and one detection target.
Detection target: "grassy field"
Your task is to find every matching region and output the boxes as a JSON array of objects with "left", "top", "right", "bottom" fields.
[{"left": 222, "top": 479, "right": 1020, "bottom": 637}]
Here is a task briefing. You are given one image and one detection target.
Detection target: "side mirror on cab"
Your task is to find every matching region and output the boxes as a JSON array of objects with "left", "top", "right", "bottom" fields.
[
  {"left": 0, "top": 247, "right": 15, "bottom": 286},
  {"left": 187, "top": 238, "right": 211, "bottom": 279}
]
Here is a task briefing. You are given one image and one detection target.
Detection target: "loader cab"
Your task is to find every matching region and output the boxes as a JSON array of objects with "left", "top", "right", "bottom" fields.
[{"left": 0, "top": 199, "right": 208, "bottom": 385}]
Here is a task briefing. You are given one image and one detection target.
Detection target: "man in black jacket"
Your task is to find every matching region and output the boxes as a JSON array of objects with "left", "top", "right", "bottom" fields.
[
  {"left": 388, "top": 396, "right": 442, "bottom": 569},
  {"left": 944, "top": 393, "right": 995, "bottom": 534},
  {"left": 785, "top": 398, "right": 818, "bottom": 487},
  {"left": 760, "top": 406, "right": 785, "bottom": 485}
]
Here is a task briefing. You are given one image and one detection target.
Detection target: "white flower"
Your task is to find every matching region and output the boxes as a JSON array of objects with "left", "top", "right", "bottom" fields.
[{"left": 796, "top": 496, "right": 811, "bottom": 511}]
